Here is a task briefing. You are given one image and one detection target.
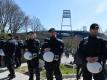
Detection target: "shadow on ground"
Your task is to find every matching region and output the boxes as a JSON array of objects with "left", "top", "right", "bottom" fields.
[{"left": 0, "top": 76, "right": 9, "bottom": 80}]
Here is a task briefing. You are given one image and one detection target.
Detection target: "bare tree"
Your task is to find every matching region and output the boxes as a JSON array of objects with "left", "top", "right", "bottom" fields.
[
  {"left": 0, "top": 0, "right": 44, "bottom": 34},
  {"left": 24, "top": 16, "right": 29, "bottom": 33},
  {"left": 30, "top": 17, "right": 45, "bottom": 32},
  {"left": 7, "top": 6, "right": 28, "bottom": 35},
  {"left": 7, "top": 2, "right": 20, "bottom": 33},
  {"left": 0, "top": 0, "right": 13, "bottom": 33},
  {"left": 63, "top": 35, "right": 82, "bottom": 55},
  {"left": 0, "top": 0, "right": 30, "bottom": 35}
]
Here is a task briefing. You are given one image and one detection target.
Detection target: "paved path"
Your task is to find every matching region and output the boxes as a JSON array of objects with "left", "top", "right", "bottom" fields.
[
  {"left": 0, "top": 66, "right": 77, "bottom": 80},
  {"left": 0, "top": 71, "right": 28, "bottom": 80},
  {"left": 0, "top": 70, "right": 77, "bottom": 80},
  {"left": 0, "top": 61, "right": 95, "bottom": 80}
]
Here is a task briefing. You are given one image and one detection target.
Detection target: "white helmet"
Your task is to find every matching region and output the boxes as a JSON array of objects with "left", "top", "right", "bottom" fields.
[
  {"left": 24, "top": 52, "right": 32, "bottom": 60},
  {"left": 43, "top": 51, "right": 54, "bottom": 62},
  {"left": 87, "top": 62, "right": 102, "bottom": 74},
  {"left": 0, "top": 49, "right": 5, "bottom": 56}
]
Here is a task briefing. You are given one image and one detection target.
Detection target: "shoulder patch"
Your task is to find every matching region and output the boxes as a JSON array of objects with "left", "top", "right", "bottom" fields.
[
  {"left": 9, "top": 39, "right": 18, "bottom": 45},
  {"left": 97, "top": 36, "right": 107, "bottom": 41},
  {"left": 83, "top": 37, "right": 89, "bottom": 45},
  {"left": 83, "top": 37, "right": 88, "bottom": 40},
  {"left": 57, "top": 38, "right": 63, "bottom": 43},
  {"left": 35, "top": 39, "right": 40, "bottom": 43},
  {"left": 97, "top": 36, "right": 102, "bottom": 39}
]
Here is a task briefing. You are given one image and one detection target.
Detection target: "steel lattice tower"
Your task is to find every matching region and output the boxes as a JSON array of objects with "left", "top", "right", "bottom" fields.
[{"left": 61, "top": 10, "right": 72, "bottom": 31}]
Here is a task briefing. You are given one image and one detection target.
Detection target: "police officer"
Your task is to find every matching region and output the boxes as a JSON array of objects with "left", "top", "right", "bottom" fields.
[
  {"left": 24, "top": 32, "right": 40, "bottom": 80},
  {"left": 3, "top": 34, "right": 17, "bottom": 79},
  {"left": 77, "top": 23, "right": 106, "bottom": 80},
  {"left": 41, "top": 28, "right": 64, "bottom": 80},
  {"left": 74, "top": 52, "right": 82, "bottom": 80},
  {"left": 0, "top": 36, "right": 5, "bottom": 67},
  {"left": 14, "top": 35, "right": 23, "bottom": 68}
]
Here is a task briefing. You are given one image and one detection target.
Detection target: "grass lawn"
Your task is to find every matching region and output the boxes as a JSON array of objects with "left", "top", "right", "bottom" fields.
[
  {"left": 60, "top": 64, "right": 76, "bottom": 74},
  {"left": 16, "top": 66, "right": 28, "bottom": 74},
  {"left": 16, "top": 64, "right": 76, "bottom": 78}
]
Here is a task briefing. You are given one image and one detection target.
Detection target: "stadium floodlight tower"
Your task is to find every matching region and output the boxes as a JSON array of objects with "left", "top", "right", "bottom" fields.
[
  {"left": 60, "top": 10, "right": 74, "bottom": 57},
  {"left": 61, "top": 10, "right": 72, "bottom": 31}
]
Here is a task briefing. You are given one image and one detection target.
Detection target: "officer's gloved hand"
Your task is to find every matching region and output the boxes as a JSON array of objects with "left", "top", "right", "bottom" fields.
[
  {"left": 32, "top": 53, "right": 37, "bottom": 57},
  {"left": 25, "top": 49, "right": 28, "bottom": 52},
  {"left": 86, "top": 57, "right": 98, "bottom": 63},
  {"left": 54, "top": 55, "right": 59, "bottom": 61},
  {"left": 44, "top": 48, "right": 51, "bottom": 52}
]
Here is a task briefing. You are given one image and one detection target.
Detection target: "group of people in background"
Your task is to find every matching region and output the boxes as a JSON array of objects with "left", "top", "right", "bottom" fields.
[
  {"left": 0, "top": 28, "right": 64, "bottom": 80},
  {"left": 0, "top": 23, "right": 107, "bottom": 80},
  {"left": 0, "top": 34, "right": 24, "bottom": 80}
]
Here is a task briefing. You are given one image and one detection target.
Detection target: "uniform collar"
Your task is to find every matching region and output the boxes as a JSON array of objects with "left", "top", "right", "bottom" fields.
[{"left": 89, "top": 35, "right": 97, "bottom": 39}]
